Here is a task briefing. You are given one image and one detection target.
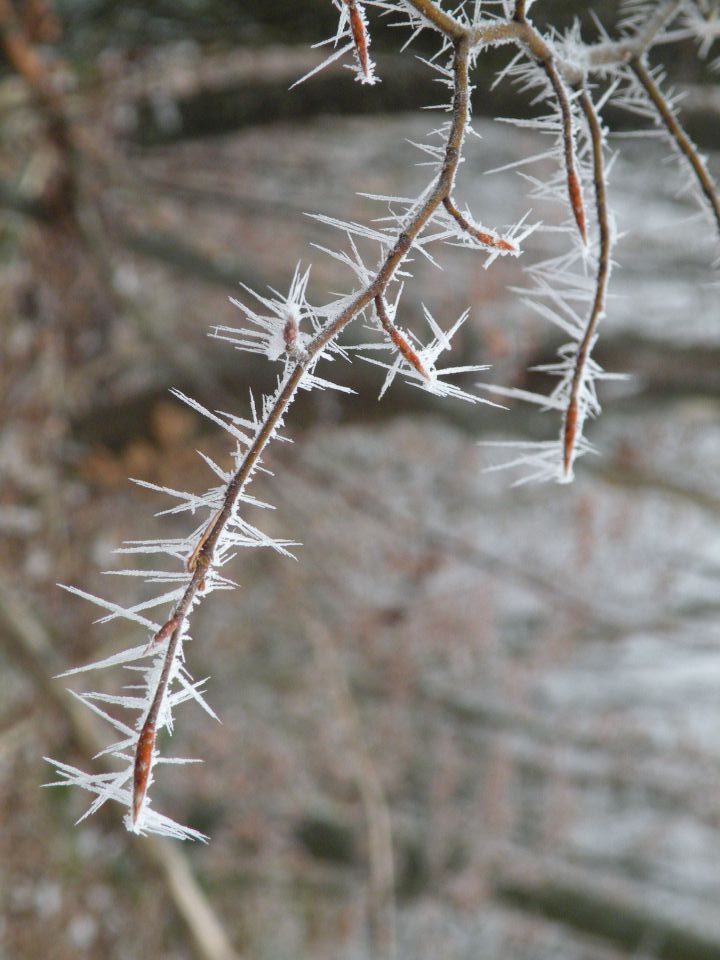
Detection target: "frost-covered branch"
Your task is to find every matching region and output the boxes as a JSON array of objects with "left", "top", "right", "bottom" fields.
[
  {"left": 49, "top": 0, "right": 720, "bottom": 837},
  {"left": 561, "top": 88, "right": 612, "bottom": 480},
  {"left": 629, "top": 55, "right": 720, "bottom": 235},
  {"left": 511, "top": 2, "right": 587, "bottom": 244},
  {"left": 442, "top": 195, "right": 518, "bottom": 252},
  {"left": 50, "top": 24, "right": 505, "bottom": 837}
]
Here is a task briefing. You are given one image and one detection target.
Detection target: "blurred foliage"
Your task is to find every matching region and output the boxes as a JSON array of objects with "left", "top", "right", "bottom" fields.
[{"left": 52, "top": 0, "right": 631, "bottom": 54}]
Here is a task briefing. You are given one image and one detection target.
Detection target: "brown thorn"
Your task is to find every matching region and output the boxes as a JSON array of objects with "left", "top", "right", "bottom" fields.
[
  {"left": 443, "top": 196, "right": 516, "bottom": 252},
  {"left": 562, "top": 399, "right": 578, "bottom": 477},
  {"left": 344, "top": 0, "right": 372, "bottom": 82},
  {"left": 374, "top": 295, "right": 431, "bottom": 381},
  {"left": 186, "top": 510, "right": 221, "bottom": 574},
  {"left": 541, "top": 58, "right": 588, "bottom": 245},
  {"left": 132, "top": 720, "right": 156, "bottom": 826},
  {"left": 566, "top": 166, "right": 588, "bottom": 245},
  {"left": 147, "top": 614, "right": 181, "bottom": 651}
]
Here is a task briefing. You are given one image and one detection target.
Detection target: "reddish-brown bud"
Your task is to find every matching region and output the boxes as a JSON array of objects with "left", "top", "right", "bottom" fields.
[
  {"left": 562, "top": 399, "right": 578, "bottom": 477},
  {"left": 148, "top": 615, "right": 180, "bottom": 650},
  {"left": 186, "top": 510, "right": 220, "bottom": 573},
  {"left": 567, "top": 168, "right": 588, "bottom": 245},
  {"left": 283, "top": 312, "right": 299, "bottom": 354},
  {"left": 345, "top": 0, "right": 372, "bottom": 82},
  {"left": 132, "top": 720, "right": 156, "bottom": 825}
]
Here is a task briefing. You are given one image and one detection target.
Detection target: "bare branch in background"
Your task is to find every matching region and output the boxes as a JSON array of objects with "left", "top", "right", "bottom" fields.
[{"left": 309, "top": 619, "right": 397, "bottom": 960}]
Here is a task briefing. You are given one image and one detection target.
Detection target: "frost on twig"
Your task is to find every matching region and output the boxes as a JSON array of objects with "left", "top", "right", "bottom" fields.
[
  {"left": 49, "top": 25, "right": 500, "bottom": 836},
  {"left": 480, "top": 0, "right": 718, "bottom": 483},
  {"left": 481, "top": 78, "right": 616, "bottom": 481},
  {"left": 621, "top": 58, "right": 720, "bottom": 238},
  {"left": 49, "top": 0, "right": 719, "bottom": 837},
  {"left": 357, "top": 300, "right": 498, "bottom": 404},
  {"left": 510, "top": 4, "right": 588, "bottom": 244},
  {"left": 292, "top": 0, "right": 378, "bottom": 88}
]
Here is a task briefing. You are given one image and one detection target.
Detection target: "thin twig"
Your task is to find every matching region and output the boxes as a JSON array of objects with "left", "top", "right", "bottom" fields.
[
  {"left": 584, "top": 0, "right": 686, "bottom": 69},
  {"left": 513, "top": 5, "right": 587, "bottom": 243},
  {"left": 375, "top": 294, "right": 431, "bottom": 381},
  {"left": 500, "top": 7, "right": 587, "bottom": 244},
  {"left": 443, "top": 195, "right": 517, "bottom": 252},
  {"left": 562, "top": 89, "right": 611, "bottom": 479},
  {"left": 539, "top": 59, "right": 587, "bottom": 243},
  {"left": 630, "top": 56, "right": 720, "bottom": 236},
  {"left": 131, "top": 33, "right": 473, "bottom": 824}
]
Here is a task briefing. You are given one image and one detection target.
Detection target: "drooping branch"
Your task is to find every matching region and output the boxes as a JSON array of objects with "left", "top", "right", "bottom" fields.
[
  {"left": 513, "top": 4, "right": 587, "bottom": 244},
  {"left": 562, "top": 89, "right": 611, "bottom": 480},
  {"left": 50, "top": 0, "right": 720, "bottom": 838},
  {"left": 629, "top": 56, "right": 720, "bottom": 236},
  {"left": 131, "top": 32, "right": 473, "bottom": 825},
  {"left": 539, "top": 60, "right": 586, "bottom": 243}
]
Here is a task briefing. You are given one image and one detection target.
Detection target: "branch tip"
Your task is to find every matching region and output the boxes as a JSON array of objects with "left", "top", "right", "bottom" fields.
[
  {"left": 443, "top": 196, "right": 517, "bottom": 252},
  {"left": 132, "top": 720, "right": 156, "bottom": 827},
  {"left": 344, "top": 0, "right": 377, "bottom": 84},
  {"left": 375, "top": 295, "right": 431, "bottom": 381}
]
